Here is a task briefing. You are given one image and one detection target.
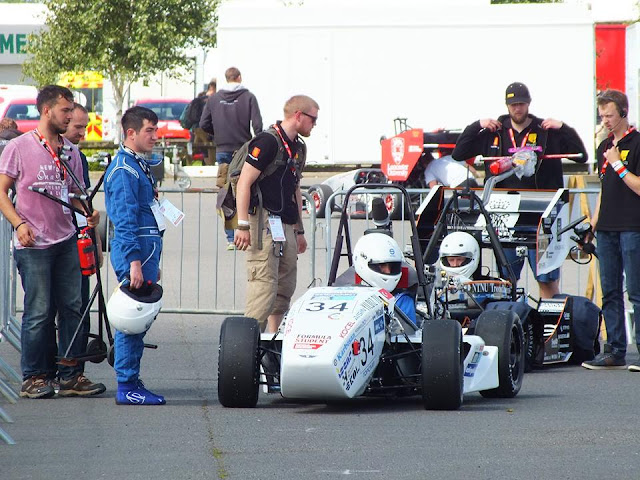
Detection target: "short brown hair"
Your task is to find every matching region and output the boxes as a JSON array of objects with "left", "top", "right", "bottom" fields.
[
  {"left": 597, "top": 89, "right": 628, "bottom": 118},
  {"left": 72, "top": 102, "right": 88, "bottom": 114},
  {"left": 0, "top": 117, "right": 18, "bottom": 132},
  {"left": 284, "top": 95, "right": 319, "bottom": 118},
  {"left": 225, "top": 67, "right": 241, "bottom": 82},
  {"left": 36, "top": 85, "right": 74, "bottom": 113}
]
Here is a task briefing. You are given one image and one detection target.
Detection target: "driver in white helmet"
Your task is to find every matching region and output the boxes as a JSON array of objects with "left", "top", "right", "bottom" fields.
[
  {"left": 439, "top": 231, "right": 480, "bottom": 282},
  {"left": 353, "top": 233, "right": 416, "bottom": 324}
]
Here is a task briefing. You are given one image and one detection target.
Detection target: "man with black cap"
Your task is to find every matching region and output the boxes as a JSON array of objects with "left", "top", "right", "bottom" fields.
[{"left": 452, "top": 82, "right": 588, "bottom": 298}]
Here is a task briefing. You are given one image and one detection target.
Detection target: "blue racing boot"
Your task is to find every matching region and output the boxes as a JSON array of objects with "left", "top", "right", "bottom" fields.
[{"left": 116, "top": 379, "right": 166, "bottom": 405}]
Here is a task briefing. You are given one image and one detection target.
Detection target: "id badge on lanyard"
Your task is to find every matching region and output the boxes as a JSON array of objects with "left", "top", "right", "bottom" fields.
[
  {"left": 268, "top": 215, "right": 286, "bottom": 242},
  {"left": 150, "top": 199, "right": 166, "bottom": 232},
  {"left": 61, "top": 185, "right": 70, "bottom": 215}
]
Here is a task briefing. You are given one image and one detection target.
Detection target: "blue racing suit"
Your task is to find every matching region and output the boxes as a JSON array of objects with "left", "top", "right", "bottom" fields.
[
  {"left": 105, "top": 145, "right": 162, "bottom": 383},
  {"left": 394, "top": 292, "right": 417, "bottom": 325}
]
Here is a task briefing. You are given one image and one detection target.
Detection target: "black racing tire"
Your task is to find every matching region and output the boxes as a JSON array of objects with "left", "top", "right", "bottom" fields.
[
  {"left": 475, "top": 310, "right": 525, "bottom": 399},
  {"left": 96, "top": 210, "right": 113, "bottom": 252},
  {"left": 86, "top": 338, "right": 107, "bottom": 364},
  {"left": 421, "top": 319, "right": 464, "bottom": 410},
  {"left": 107, "top": 343, "right": 115, "bottom": 367},
  {"left": 218, "top": 316, "right": 260, "bottom": 408},
  {"left": 307, "top": 184, "right": 333, "bottom": 219}
]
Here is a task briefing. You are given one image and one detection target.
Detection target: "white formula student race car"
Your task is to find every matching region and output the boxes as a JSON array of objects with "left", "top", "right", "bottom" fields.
[{"left": 217, "top": 185, "right": 525, "bottom": 410}]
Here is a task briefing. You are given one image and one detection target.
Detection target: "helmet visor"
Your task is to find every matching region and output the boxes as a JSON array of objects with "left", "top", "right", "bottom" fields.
[
  {"left": 441, "top": 254, "right": 474, "bottom": 268},
  {"left": 369, "top": 261, "right": 402, "bottom": 275}
]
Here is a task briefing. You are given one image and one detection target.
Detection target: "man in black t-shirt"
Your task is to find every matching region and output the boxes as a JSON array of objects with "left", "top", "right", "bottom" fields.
[
  {"left": 583, "top": 89, "right": 640, "bottom": 371},
  {"left": 452, "top": 82, "right": 588, "bottom": 298},
  {"left": 234, "top": 95, "right": 319, "bottom": 333}
]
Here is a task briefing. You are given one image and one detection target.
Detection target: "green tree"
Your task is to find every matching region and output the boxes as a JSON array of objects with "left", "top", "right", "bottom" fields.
[{"left": 23, "top": 0, "right": 219, "bottom": 138}]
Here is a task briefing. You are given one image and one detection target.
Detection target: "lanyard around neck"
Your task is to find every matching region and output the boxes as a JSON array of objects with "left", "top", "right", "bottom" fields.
[
  {"left": 273, "top": 124, "right": 293, "bottom": 159},
  {"left": 121, "top": 144, "right": 157, "bottom": 195},
  {"left": 508, "top": 127, "right": 530, "bottom": 150},
  {"left": 34, "top": 129, "right": 65, "bottom": 179},
  {"left": 599, "top": 126, "right": 637, "bottom": 179}
]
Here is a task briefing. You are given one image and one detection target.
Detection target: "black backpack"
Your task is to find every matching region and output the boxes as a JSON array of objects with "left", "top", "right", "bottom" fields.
[{"left": 180, "top": 96, "right": 206, "bottom": 130}]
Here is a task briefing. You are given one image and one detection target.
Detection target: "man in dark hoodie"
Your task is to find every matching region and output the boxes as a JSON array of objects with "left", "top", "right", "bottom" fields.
[
  {"left": 452, "top": 82, "right": 588, "bottom": 298},
  {"left": 200, "top": 66, "right": 263, "bottom": 248}
]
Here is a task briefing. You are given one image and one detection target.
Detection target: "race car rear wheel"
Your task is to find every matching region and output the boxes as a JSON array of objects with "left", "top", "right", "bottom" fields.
[
  {"left": 474, "top": 310, "right": 524, "bottom": 398},
  {"left": 218, "top": 316, "right": 260, "bottom": 408},
  {"left": 307, "top": 184, "right": 333, "bottom": 218},
  {"left": 421, "top": 320, "right": 464, "bottom": 410}
]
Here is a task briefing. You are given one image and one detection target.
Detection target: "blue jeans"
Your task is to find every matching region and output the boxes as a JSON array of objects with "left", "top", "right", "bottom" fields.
[
  {"left": 503, "top": 248, "right": 560, "bottom": 283},
  {"left": 14, "top": 237, "right": 84, "bottom": 380},
  {"left": 47, "top": 275, "right": 91, "bottom": 373},
  {"left": 597, "top": 231, "right": 640, "bottom": 357},
  {"left": 217, "top": 151, "right": 235, "bottom": 243}
]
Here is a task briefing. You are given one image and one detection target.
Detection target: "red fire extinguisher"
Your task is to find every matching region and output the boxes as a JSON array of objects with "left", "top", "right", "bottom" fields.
[
  {"left": 488, "top": 156, "right": 514, "bottom": 175},
  {"left": 77, "top": 227, "right": 96, "bottom": 276}
]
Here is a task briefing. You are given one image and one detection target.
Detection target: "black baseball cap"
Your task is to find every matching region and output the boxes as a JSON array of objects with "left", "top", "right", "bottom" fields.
[{"left": 505, "top": 82, "right": 531, "bottom": 105}]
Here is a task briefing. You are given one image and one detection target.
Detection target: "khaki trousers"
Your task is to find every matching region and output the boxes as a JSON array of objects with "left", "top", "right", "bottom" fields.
[{"left": 244, "top": 209, "right": 298, "bottom": 330}]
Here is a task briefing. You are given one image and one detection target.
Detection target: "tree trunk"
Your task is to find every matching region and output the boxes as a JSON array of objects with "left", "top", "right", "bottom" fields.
[{"left": 109, "top": 75, "right": 130, "bottom": 143}]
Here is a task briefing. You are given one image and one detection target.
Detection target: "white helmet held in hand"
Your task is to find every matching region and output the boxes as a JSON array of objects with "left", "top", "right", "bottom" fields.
[
  {"left": 353, "top": 233, "right": 404, "bottom": 291},
  {"left": 439, "top": 231, "right": 480, "bottom": 279},
  {"left": 107, "top": 282, "right": 163, "bottom": 335}
]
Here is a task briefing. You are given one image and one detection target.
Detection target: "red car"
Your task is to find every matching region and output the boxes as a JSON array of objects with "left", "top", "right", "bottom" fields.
[
  {"left": 133, "top": 98, "right": 190, "bottom": 140},
  {"left": 0, "top": 97, "right": 39, "bottom": 133}
]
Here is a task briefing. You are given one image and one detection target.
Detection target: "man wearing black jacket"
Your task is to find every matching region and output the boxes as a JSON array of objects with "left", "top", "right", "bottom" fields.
[
  {"left": 200, "top": 66, "right": 263, "bottom": 248},
  {"left": 452, "top": 82, "right": 588, "bottom": 297},
  {"left": 583, "top": 89, "right": 640, "bottom": 371}
]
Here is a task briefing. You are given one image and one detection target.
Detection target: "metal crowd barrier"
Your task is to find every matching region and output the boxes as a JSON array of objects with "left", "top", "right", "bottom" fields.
[
  {"left": 7, "top": 188, "right": 318, "bottom": 317},
  {"left": 0, "top": 211, "right": 18, "bottom": 445}
]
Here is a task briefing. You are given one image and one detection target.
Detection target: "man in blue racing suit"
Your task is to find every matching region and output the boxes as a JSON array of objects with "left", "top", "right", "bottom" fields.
[{"left": 105, "top": 106, "right": 165, "bottom": 405}]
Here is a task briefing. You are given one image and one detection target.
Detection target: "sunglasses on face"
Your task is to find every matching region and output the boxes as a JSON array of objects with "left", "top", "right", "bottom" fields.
[{"left": 300, "top": 111, "right": 317, "bottom": 125}]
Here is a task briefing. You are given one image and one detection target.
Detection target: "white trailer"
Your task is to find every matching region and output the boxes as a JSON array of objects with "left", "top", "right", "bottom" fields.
[{"left": 214, "top": 0, "right": 596, "bottom": 166}]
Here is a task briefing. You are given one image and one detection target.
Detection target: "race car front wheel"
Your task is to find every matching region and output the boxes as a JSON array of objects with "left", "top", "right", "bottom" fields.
[
  {"left": 218, "top": 316, "right": 260, "bottom": 408},
  {"left": 474, "top": 310, "right": 525, "bottom": 398},
  {"left": 421, "top": 320, "right": 464, "bottom": 410},
  {"left": 307, "top": 184, "right": 333, "bottom": 219}
]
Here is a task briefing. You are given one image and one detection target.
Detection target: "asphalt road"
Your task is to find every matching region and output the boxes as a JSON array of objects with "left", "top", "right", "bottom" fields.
[
  {"left": 1, "top": 174, "right": 639, "bottom": 479},
  {"left": 2, "top": 313, "right": 639, "bottom": 480}
]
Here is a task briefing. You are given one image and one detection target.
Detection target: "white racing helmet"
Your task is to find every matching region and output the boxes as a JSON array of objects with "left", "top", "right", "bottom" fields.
[
  {"left": 439, "top": 231, "right": 480, "bottom": 279},
  {"left": 107, "top": 281, "right": 163, "bottom": 335},
  {"left": 353, "top": 233, "right": 404, "bottom": 291}
]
